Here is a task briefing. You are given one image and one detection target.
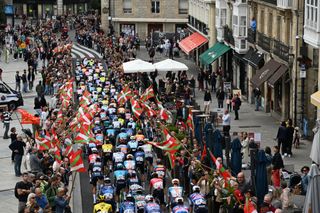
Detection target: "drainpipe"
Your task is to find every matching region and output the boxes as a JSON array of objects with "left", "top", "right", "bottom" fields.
[{"left": 294, "top": 0, "right": 300, "bottom": 127}]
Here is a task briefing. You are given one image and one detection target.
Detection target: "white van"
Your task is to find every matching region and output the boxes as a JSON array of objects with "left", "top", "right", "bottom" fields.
[{"left": 0, "top": 80, "right": 23, "bottom": 110}]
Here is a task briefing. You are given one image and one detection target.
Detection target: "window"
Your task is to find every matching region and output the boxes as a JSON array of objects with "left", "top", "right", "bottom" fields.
[
  {"left": 260, "top": 10, "right": 264, "bottom": 33},
  {"left": 313, "top": 48, "right": 319, "bottom": 68},
  {"left": 239, "top": 16, "right": 247, "bottom": 36},
  {"left": 305, "top": 0, "right": 319, "bottom": 30},
  {"left": 276, "top": 16, "right": 281, "bottom": 40},
  {"left": 220, "top": 9, "right": 227, "bottom": 26},
  {"left": 151, "top": 0, "right": 160, "bottom": 13},
  {"left": 179, "top": 0, "right": 188, "bottom": 14},
  {"left": 268, "top": 12, "right": 273, "bottom": 37},
  {"left": 241, "top": 39, "right": 246, "bottom": 49},
  {"left": 0, "top": 85, "right": 9, "bottom": 94},
  {"left": 123, "top": 0, "right": 132, "bottom": 13}
]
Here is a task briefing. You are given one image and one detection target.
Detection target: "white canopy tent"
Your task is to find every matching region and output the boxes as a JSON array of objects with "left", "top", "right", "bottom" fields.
[
  {"left": 153, "top": 59, "right": 188, "bottom": 72},
  {"left": 123, "top": 59, "right": 155, "bottom": 73}
]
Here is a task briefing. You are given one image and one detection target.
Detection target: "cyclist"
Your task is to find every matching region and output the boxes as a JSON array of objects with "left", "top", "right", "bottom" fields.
[
  {"left": 149, "top": 173, "right": 164, "bottom": 205},
  {"left": 112, "top": 148, "right": 125, "bottom": 169},
  {"left": 127, "top": 136, "right": 138, "bottom": 154},
  {"left": 114, "top": 163, "right": 128, "bottom": 202},
  {"left": 127, "top": 170, "right": 140, "bottom": 187},
  {"left": 89, "top": 147, "right": 100, "bottom": 163},
  {"left": 117, "top": 140, "right": 129, "bottom": 155},
  {"left": 134, "top": 147, "right": 145, "bottom": 175},
  {"left": 168, "top": 179, "right": 183, "bottom": 208},
  {"left": 132, "top": 187, "right": 146, "bottom": 213},
  {"left": 124, "top": 154, "right": 136, "bottom": 171},
  {"left": 144, "top": 195, "right": 161, "bottom": 213},
  {"left": 98, "top": 177, "right": 116, "bottom": 211},
  {"left": 189, "top": 186, "right": 208, "bottom": 213},
  {"left": 93, "top": 195, "right": 113, "bottom": 213},
  {"left": 154, "top": 159, "right": 166, "bottom": 187},
  {"left": 102, "top": 142, "right": 113, "bottom": 173},
  {"left": 89, "top": 157, "right": 104, "bottom": 203},
  {"left": 119, "top": 193, "right": 135, "bottom": 213},
  {"left": 172, "top": 197, "right": 189, "bottom": 213}
]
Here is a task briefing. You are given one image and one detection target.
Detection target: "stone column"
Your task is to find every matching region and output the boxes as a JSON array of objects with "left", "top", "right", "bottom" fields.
[
  {"left": 57, "top": 0, "right": 63, "bottom": 15},
  {"left": 101, "top": 0, "right": 109, "bottom": 33}
]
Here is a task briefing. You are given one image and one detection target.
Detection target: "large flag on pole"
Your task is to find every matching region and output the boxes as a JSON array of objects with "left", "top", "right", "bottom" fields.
[
  {"left": 140, "top": 85, "right": 155, "bottom": 102},
  {"left": 17, "top": 109, "right": 40, "bottom": 125},
  {"left": 117, "top": 85, "right": 133, "bottom": 106},
  {"left": 69, "top": 150, "right": 86, "bottom": 172},
  {"left": 208, "top": 149, "right": 231, "bottom": 181},
  {"left": 130, "top": 98, "right": 143, "bottom": 119},
  {"left": 79, "top": 90, "right": 92, "bottom": 107}
]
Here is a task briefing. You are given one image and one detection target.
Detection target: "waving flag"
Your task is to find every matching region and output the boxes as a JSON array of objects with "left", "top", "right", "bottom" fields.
[
  {"left": 74, "top": 124, "right": 95, "bottom": 144},
  {"left": 186, "top": 110, "right": 194, "bottom": 133},
  {"left": 79, "top": 90, "right": 92, "bottom": 107},
  {"left": 35, "top": 131, "right": 52, "bottom": 150},
  {"left": 140, "top": 85, "right": 155, "bottom": 102},
  {"left": 165, "top": 150, "right": 177, "bottom": 169},
  {"left": 17, "top": 109, "right": 40, "bottom": 125},
  {"left": 208, "top": 149, "right": 231, "bottom": 181},
  {"left": 158, "top": 103, "right": 172, "bottom": 121},
  {"left": 140, "top": 102, "right": 157, "bottom": 117},
  {"left": 130, "top": 98, "right": 143, "bottom": 119},
  {"left": 53, "top": 146, "right": 62, "bottom": 164},
  {"left": 69, "top": 150, "right": 86, "bottom": 172},
  {"left": 117, "top": 85, "right": 133, "bottom": 106}
]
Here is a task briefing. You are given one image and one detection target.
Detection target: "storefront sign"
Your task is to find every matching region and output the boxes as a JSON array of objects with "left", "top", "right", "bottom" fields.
[
  {"left": 300, "top": 64, "right": 306, "bottom": 79},
  {"left": 232, "top": 89, "right": 242, "bottom": 98},
  {"left": 224, "top": 82, "right": 232, "bottom": 91}
]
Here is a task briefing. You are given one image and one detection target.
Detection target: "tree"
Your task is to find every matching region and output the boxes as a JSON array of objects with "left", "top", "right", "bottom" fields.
[{"left": 90, "top": 0, "right": 101, "bottom": 12}]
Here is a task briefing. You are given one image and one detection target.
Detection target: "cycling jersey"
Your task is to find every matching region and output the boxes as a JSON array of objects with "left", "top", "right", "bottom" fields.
[
  {"left": 114, "top": 170, "right": 128, "bottom": 185},
  {"left": 134, "top": 151, "right": 145, "bottom": 165},
  {"left": 154, "top": 165, "right": 166, "bottom": 179},
  {"left": 113, "top": 120, "right": 121, "bottom": 128},
  {"left": 119, "top": 201, "right": 135, "bottom": 213},
  {"left": 118, "top": 132, "right": 128, "bottom": 140},
  {"left": 124, "top": 160, "right": 136, "bottom": 170},
  {"left": 112, "top": 152, "right": 125, "bottom": 164},
  {"left": 140, "top": 144, "right": 152, "bottom": 158},
  {"left": 172, "top": 205, "right": 189, "bottom": 213},
  {"left": 126, "top": 128, "right": 134, "bottom": 137},
  {"left": 106, "top": 129, "right": 116, "bottom": 137},
  {"left": 135, "top": 134, "right": 145, "bottom": 141},
  {"left": 91, "top": 162, "right": 103, "bottom": 177},
  {"left": 93, "top": 202, "right": 113, "bottom": 213},
  {"left": 189, "top": 193, "right": 207, "bottom": 209},
  {"left": 168, "top": 186, "right": 183, "bottom": 204},
  {"left": 99, "top": 185, "right": 114, "bottom": 201},
  {"left": 145, "top": 202, "right": 161, "bottom": 213},
  {"left": 89, "top": 154, "right": 100, "bottom": 163},
  {"left": 89, "top": 142, "right": 97, "bottom": 149},
  {"left": 127, "top": 140, "right": 138, "bottom": 151},
  {"left": 127, "top": 121, "right": 136, "bottom": 129},
  {"left": 96, "top": 133, "right": 104, "bottom": 143},
  {"left": 134, "top": 194, "right": 145, "bottom": 211},
  {"left": 102, "top": 144, "right": 113, "bottom": 153},
  {"left": 150, "top": 178, "right": 164, "bottom": 190},
  {"left": 127, "top": 176, "right": 140, "bottom": 186},
  {"left": 117, "top": 144, "right": 129, "bottom": 154}
]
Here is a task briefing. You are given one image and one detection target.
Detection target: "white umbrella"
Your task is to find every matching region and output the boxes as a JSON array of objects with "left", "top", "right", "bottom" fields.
[
  {"left": 123, "top": 59, "right": 155, "bottom": 73},
  {"left": 303, "top": 164, "right": 320, "bottom": 213},
  {"left": 153, "top": 59, "right": 188, "bottom": 72},
  {"left": 310, "top": 121, "right": 320, "bottom": 164}
]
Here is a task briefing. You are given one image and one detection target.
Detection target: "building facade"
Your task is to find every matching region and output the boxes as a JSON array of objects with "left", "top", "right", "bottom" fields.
[
  {"left": 13, "top": 0, "right": 89, "bottom": 18},
  {"left": 102, "top": 0, "right": 188, "bottom": 40}
]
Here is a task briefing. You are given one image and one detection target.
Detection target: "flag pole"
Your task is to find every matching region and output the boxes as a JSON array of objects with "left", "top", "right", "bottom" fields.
[
  {"left": 14, "top": 111, "right": 24, "bottom": 129},
  {"left": 69, "top": 172, "right": 78, "bottom": 196}
]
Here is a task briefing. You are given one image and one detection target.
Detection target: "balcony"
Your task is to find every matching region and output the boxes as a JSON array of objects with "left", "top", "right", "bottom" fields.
[
  {"left": 273, "top": 39, "right": 290, "bottom": 61},
  {"left": 224, "top": 26, "right": 235, "bottom": 46},
  {"left": 257, "top": 31, "right": 272, "bottom": 52},
  {"left": 260, "top": 0, "right": 277, "bottom": 5},
  {"left": 247, "top": 28, "right": 256, "bottom": 44},
  {"left": 277, "top": 0, "right": 293, "bottom": 9}
]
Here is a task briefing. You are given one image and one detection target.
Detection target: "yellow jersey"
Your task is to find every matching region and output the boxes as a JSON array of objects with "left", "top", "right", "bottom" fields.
[
  {"left": 102, "top": 144, "right": 113, "bottom": 153},
  {"left": 93, "top": 202, "right": 112, "bottom": 213}
]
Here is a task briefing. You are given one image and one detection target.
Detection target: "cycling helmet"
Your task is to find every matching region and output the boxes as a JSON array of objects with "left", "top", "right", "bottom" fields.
[
  {"left": 126, "top": 193, "right": 134, "bottom": 202},
  {"left": 192, "top": 185, "right": 201, "bottom": 193},
  {"left": 151, "top": 173, "right": 158, "bottom": 178},
  {"left": 130, "top": 136, "right": 136, "bottom": 140},
  {"left": 91, "top": 147, "right": 98, "bottom": 153},
  {"left": 172, "top": 179, "right": 180, "bottom": 185},
  {"left": 104, "top": 177, "right": 111, "bottom": 184},
  {"left": 175, "top": 197, "right": 184, "bottom": 204},
  {"left": 97, "top": 194, "right": 105, "bottom": 202},
  {"left": 145, "top": 195, "right": 154, "bottom": 202},
  {"left": 126, "top": 154, "right": 134, "bottom": 160},
  {"left": 116, "top": 163, "right": 124, "bottom": 170},
  {"left": 156, "top": 159, "right": 162, "bottom": 164}
]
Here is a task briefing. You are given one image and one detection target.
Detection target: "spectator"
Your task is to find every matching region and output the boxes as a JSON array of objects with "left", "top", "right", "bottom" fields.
[
  {"left": 15, "top": 173, "right": 33, "bottom": 213},
  {"left": 21, "top": 69, "right": 28, "bottom": 93},
  {"left": 276, "top": 121, "right": 287, "bottom": 156},
  {"left": 2, "top": 109, "right": 12, "bottom": 139},
  {"left": 15, "top": 71, "right": 21, "bottom": 92},
  {"left": 265, "top": 146, "right": 273, "bottom": 185},
  {"left": 34, "top": 187, "right": 49, "bottom": 210},
  {"left": 29, "top": 148, "right": 43, "bottom": 173},
  {"left": 253, "top": 88, "right": 261, "bottom": 111},
  {"left": 35, "top": 81, "right": 44, "bottom": 97},
  {"left": 55, "top": 187, "right": 71, "bottom": 213},
  {"left": 286, "top": 118, "right": 294, "bottom": 157},
  {"left": 271, "top": 146, "right": 284, "bottom": 188},
  {"left": 203, "top": 89, "right": 212, "bottom": 114},
  {"left": 10, "top": 127, "right": 17, "bottom": 162},
  {"left": 216, "top": 87, "right": 225, "bottom": 108},
  {"left": 9, "top": 135, "right": 26, "bottom": 177},
  {"left": 221, "top": 109, "right": 231, "bottom": 136},
  {"left": 232, "top": 94, "right": 241, "bottom": 120},
  {"left": 45, "top": 175, "right": 59, "bottom": 211},
  {"left": 236, "top": 172, "right": 251, "bottom": 195},
  {"left": 300, "top": 166, "right": 310, "bottom": 195}
]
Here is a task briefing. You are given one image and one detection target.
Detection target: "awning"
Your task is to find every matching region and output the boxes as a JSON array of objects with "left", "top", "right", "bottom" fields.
[
  {"left": 250, "top": 59, "right": 282, "bottom": 87},
  {"left": 267, "top": 65, "right": 288, "bottom": 87},
  {"left": 311, "top": 91, "right": 320, "bottom": 108},
  {"left": 154, "top": 59, "right": 188, "bottom": 72},
  {"left": 179, "top": 32, "right": 208, "bottom": 54},
  {"left": 122, "top": 59, "right": 155, "bottom": 73},
  {"left": 199, "top": 42, "right": 231, "bottom": 66},
  {"left": 243, "top": 47, "right": 265, "bottom": 69}
]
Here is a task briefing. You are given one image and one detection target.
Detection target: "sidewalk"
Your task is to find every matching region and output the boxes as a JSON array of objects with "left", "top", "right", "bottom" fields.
[{"left": 136, "top": 47, "right": 313, "bottom": 172}]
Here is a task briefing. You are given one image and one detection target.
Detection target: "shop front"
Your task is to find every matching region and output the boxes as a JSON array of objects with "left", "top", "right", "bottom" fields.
[{"left": 120, "top": 24, "right": 136, "bottom": 37}]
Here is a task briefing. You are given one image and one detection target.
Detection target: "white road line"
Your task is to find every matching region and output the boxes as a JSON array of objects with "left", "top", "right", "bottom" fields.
[
  {"left": 74, "top": 43, "right": 102, "bottom": 58},
  {"left": 72, "top": 45, "right": 95, "bottom": 58},
  {"left": 71, "top": 49, "right": 86, "bottom": 58},
  {"left": 71, "top": 53, "right": 77, "bottom": 58}
]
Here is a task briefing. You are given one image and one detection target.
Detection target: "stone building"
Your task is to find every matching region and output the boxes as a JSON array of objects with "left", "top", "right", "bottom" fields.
[
  {"left": 101, "top": 0, "right": 188, "bottom": 40},
  {"left": 13, "top": 0, "right": 89, "bottom": 18}
]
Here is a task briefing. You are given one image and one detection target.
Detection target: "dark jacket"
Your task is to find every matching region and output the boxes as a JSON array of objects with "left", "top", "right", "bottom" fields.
[
  {"left": 204, "top": 91, "right": 212, "bottom": 101},
  {"left": 233, "top": 97, "right": 241, "bottom": 110},
  {"left": 9, "top": 140, "right": 26, "bottom": 155},
  {"left": 216, "top": 90, "right": 225, "bottom": 100},
  {"left": 272, "top": 152, "right": 284, "bottom": 170},
  {"left": 276, "top": 126, "right": 287, "bottom": 140}
]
